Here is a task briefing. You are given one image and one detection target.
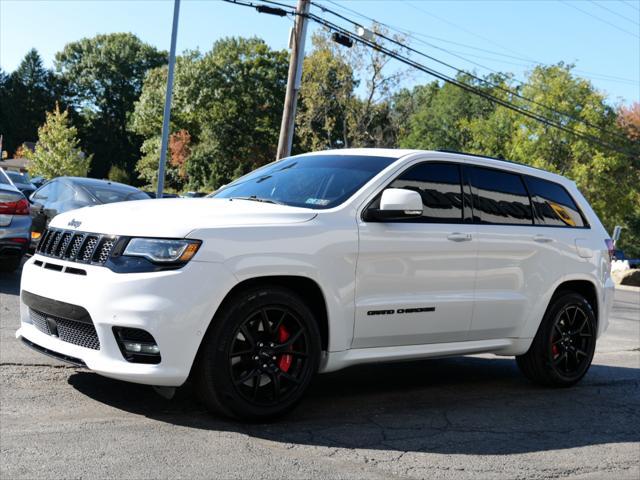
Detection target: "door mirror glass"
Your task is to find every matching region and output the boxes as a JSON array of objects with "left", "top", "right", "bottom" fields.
[{"left": 366, "top": 188, "right": 423, "bottom": 221}]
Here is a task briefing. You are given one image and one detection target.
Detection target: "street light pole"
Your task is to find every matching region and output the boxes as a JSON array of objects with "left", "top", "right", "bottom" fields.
[
  {"left": 156, "top": 0, "right": 181, "bottom": 198},
  {"left": 276, "top": 0, "right": 310, "bottom": 160}
]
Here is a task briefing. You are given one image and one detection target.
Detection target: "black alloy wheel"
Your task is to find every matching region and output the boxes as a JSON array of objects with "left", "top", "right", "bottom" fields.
[
  {"left": 549, "top": 303, "right": 594, "bottom": 378},
  {"left": 228, "top": 306, "right": 310, "bottom": 406},
  {"left": 195, "top": 286, "right": 321, "bottom": 420},
  {"left": 517, "top": 292, "right": 597, "bottom": 387}
]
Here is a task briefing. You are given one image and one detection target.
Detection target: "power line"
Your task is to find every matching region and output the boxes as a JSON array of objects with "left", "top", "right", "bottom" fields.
[
  {"left": 559, "top": 0, "right": 640, "bottom": 38},
  {"left": 621, "top": 0, "right": 640, "bottom": 13},
  {"left": 400, "top": 0, "right": 541, "bottom": 63},
  {"left": 312, "top": 1, "right": 631, "bottom": 143},
  {"left": 322, "top": 0, "right": 638, "bottom": 86},
  {"left": 589, "top": 0, "right": 640, "bottom": 27},
  {"left": 219, "top": 0, "right": 634, "bottom": 158}
]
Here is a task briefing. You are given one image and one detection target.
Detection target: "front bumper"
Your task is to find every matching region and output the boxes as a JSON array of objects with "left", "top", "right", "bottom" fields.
[{"left": 16, "top": 255, "right": 237, "bottom": 386}]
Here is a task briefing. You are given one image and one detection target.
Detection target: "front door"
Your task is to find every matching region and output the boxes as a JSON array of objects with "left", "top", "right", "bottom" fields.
[{"left": 353, "top": 161, "right": 477, "bottom": 348}]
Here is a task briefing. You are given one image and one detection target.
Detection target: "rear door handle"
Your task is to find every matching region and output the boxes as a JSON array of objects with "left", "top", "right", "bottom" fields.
[
  {"left": 447, "top": 232, "right": 472, "bottom": 242},
  {"left": 533, "top": 234, "right": 554, "bottom": 243}
]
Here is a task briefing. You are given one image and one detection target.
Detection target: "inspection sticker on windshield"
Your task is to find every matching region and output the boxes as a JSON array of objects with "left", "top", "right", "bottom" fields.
[{"left": 305, "top": 198, "right": 330, "bottom": 206}]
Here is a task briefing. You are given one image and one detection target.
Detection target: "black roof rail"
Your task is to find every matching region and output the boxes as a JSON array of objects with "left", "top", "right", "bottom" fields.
[{"left": 435, "top": 149, "right": 549, "bottom": 174}]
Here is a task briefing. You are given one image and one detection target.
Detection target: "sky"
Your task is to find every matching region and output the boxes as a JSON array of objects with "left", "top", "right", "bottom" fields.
[{"left": 1, "top": 0, "right": 639, "bottom": 106}]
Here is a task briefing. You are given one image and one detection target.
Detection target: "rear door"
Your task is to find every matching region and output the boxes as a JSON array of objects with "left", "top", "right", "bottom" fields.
[
  {"left": 467, "top": 166, "right": 553, "bottom": 340},
  {"left": 354, "top": 161, "right": 477, "bottom": 348}
]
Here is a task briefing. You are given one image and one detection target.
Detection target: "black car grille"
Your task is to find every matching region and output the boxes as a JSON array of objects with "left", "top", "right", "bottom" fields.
[
  {"left": 36, "top": 228, "right": 118, "bottom": 266},
  {"left": 29, "top": 308, "right": 101, "bottom": 350}
]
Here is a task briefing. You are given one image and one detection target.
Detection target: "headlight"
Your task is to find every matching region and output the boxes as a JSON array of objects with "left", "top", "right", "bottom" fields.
[{"left": 123, "top": 238, "right": 201, "bottom": 263}]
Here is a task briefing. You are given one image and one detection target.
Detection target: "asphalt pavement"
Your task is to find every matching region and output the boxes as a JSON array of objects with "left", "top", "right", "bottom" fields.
[{"left": 1, "top": 264, "right": 638, "bottom": 479}]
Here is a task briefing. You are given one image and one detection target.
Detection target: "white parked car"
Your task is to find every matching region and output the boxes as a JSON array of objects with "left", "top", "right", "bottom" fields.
[{"left": 16, "top": 149, "right": 615, "bottom": 420}]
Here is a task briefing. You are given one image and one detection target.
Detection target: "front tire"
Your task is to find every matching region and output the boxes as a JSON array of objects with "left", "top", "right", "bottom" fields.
[
  {"left": 516, "top": 292, "right": 597, "bottom": 387},
  {"left": 194, "top": 286, "right": 321, "bottom": 421}
]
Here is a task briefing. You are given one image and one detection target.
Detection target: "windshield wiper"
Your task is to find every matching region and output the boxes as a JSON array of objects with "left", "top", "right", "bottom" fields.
[{"left": 231, "top": 196, "right": 284, "bottom": 205}]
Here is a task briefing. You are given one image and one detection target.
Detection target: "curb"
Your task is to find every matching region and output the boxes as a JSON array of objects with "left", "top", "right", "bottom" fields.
[{"left": 614, "top": 284, "right": 640, "bottom": 293}]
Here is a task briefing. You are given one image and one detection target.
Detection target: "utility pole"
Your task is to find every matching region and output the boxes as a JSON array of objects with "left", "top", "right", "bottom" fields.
[
  {"left": 276, "top": 0, "right": 310, "bottom": 160},
  {"left": 156, "top": 0, "right": 181, "bottom": 198}
]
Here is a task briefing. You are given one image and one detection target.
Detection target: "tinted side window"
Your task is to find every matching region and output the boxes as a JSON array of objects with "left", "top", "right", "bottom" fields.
[
  {"left": 469, "top": 167, "right": 533, "bottom": 225},
  {"left": 524, "top": 176, "right": 586, "bottom": 227},
  {"left": 33, "top": 182, "right": 54, "bottom": 201},
  {"left": 388, "top": 163, "right": 463, "bottom": 223}
]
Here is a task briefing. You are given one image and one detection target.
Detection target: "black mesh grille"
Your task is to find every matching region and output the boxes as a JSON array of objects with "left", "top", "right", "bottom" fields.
[
  {"left": 79, "top": 236, "right": 98, "bottom": 262},
  {"left": 56, "top": 319, "right": 101, "bottom": 350},
  {"left": 30, "top": 309, "right": 51, "bottom": 335},
  {"left": 29, "top": 308, "right": 100, "bottom": 350},
  {"left": 68, "top": 234, "right": 85, "bottom": 259},
  {"left": 36, "top": 228, "right": 117, "bottom": 266},
  {"left": 96, "top": 239, "right": 115, "bottom": 263},
  {"left": 57, "top": 232, "right": 73, "bottom": 257}
]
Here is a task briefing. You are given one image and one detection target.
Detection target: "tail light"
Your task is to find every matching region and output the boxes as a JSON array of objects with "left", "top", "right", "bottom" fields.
[
  {"left": 605, "top": 238, "right": 615, "bottom": 262},
  {"left": 0, "top": 193, "right": 30, "bottom": 215}
]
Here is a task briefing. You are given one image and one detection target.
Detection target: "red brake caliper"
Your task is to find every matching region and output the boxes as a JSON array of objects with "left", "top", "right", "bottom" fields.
[{"left": 277, "top": 325, "right": 293, "bottom": 372}]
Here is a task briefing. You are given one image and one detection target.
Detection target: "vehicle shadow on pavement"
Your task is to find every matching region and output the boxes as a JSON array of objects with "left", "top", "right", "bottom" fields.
[
  {"left": 67, "top": 355, "right": 640, "bottom": 455},
  {"left": 0, "top": 269, "right": 22, "bottom": 295}
]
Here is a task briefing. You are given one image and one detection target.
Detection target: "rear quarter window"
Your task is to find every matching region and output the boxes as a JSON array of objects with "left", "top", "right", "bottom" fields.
[{"left": 524, "top": 176, "right": 586, "bottom": 228}]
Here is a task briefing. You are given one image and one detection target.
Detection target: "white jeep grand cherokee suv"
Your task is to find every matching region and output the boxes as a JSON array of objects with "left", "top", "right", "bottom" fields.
[{"left": 17, "top": 149, "right": 615, "bottom": 420}]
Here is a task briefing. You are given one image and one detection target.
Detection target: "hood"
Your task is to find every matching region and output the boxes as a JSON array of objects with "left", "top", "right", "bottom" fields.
[{"left": 49, "top": 198, "right": 318, "bottom": 237}]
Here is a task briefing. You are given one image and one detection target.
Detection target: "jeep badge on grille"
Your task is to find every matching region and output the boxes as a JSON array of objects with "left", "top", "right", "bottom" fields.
[{"left": 67, "top": 219, "right": 82, "bottom": 228}]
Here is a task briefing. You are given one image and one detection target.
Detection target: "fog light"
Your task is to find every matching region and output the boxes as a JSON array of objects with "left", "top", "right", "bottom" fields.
[
  {"left": 113, "top": 327, "right": 161, "bottom": 364},
  {"left": 123, "top": 341, "right": 160, "bottom": 354}
]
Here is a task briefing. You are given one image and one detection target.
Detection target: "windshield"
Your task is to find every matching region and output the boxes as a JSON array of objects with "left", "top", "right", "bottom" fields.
[
  {"left": 213, "top": 154, "right": 397, "bottom": 209},
  {"left": 6, "top": 171, "right": 30, "bottom": 184}
]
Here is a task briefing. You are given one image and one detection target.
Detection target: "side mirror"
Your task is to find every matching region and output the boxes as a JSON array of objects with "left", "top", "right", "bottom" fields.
[{"left": 365, "top": 188, "right": 423, "bottom": 221}]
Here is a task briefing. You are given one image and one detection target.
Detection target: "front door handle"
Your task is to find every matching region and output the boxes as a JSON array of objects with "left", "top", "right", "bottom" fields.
[
  {"left": 533, "top": 234, "right": 554, "bottom": 243},
  {"left": 447, "top": 232, "right": 472, "bottom": 242}
]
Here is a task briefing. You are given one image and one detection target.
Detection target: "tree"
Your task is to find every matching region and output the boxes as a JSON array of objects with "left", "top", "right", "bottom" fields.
[
  {"left": 55, "top": 33, "right": 166, "bottom": 179},
  {"left": 108, "top": 165, "right": 130, "bottom": 184},
  {"left": 131, "top": 37, "right": 288, "bottom": 190},
  {"left": 296, "top": 40, "right": 355, "bottom": 151},
  {"left": 0, "top": 50, "right": 60, "bottom": 156},
  {"left": 169, "top": 129, "right": 191, "bottom": 179},
  {"left": 24, "top": 104, "right": 91, "bottom": 178},
  {"left": 618, "top": 102, "right": 640, "bottom": 142},
  {"left": 296, "top": 28, "right": 406, "bottom": 152}
]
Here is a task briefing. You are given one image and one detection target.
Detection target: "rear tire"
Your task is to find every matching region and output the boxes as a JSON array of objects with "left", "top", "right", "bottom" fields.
[
  {"left": 194, "top": 286, "right": 321, "bottom": 421},
  {"left": 516, "top": 292, "right": 596, "bottom": 387}
]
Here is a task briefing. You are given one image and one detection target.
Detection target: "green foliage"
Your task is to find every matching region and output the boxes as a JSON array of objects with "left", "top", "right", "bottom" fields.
[
  {"left": 107, "top": 165, "right": 130, "bottom": 183},
  {"left": 55, "top": 33, "right": 166, "bottom": 179},
  {"left": 24, "top": 104, "right": 91, "bottom": 178},
  {"left": 0, "top": 49, "right": 62, "bottom": 156},
  {"left": 131, "top": 37, "right": 288, "bottom": 190}
]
